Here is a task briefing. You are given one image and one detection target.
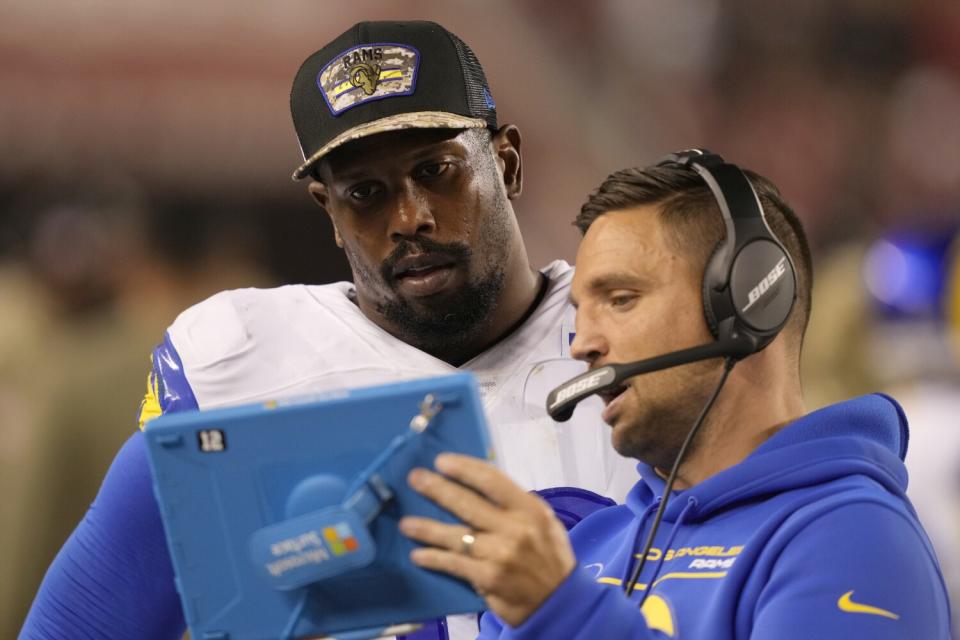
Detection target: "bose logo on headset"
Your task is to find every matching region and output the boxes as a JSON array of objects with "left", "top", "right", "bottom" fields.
[
  {"left": 742, "top": 256, "right": 788, "bottom": 314},
  {"left": 548, "top": 369, "right": 615, "bottom": 410}
]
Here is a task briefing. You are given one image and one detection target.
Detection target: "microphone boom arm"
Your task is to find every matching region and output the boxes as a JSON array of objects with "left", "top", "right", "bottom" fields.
[{"left": 546, "top": 335, "right": 756, "bottom": 422}]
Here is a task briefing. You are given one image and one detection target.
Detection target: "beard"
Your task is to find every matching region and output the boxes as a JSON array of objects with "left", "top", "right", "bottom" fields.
[
  {"left": 612, "top": 358, "right": 725, "bottom": 469},
  {"left": 346, "top": 234, "right": 507, "bottom": 354},
  {"left": 379, "top": 237, "right": 506, "bottom": 349}
]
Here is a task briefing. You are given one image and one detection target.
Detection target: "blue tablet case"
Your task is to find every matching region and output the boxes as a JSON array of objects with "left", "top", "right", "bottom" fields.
[{"left": 144, "top": 373, "right": 491, "bottom": 640}]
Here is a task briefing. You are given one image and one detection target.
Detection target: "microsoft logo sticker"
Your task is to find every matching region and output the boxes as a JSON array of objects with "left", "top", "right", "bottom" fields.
[{"left": 323, "top": 523, "right": 360, "bottom": 556}]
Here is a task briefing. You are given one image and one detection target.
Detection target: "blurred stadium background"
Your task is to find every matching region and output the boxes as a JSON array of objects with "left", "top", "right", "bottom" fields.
[{"left": 1, "top": 0, "right": 958, "bottom": 636}]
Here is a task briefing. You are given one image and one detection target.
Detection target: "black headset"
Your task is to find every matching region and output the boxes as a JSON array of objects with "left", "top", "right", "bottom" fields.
[{"left": 666, "top": 148, "right": 797, "bottom": 352}]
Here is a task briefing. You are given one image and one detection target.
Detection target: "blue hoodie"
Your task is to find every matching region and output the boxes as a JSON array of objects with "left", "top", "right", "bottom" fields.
[{"left": 480, "top": 394, "right": 952, "bottom": 639}]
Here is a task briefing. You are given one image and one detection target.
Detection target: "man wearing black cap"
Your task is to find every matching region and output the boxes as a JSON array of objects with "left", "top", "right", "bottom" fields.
[{"left": 19, "top": 21, "right": 635, "bottom": 640}]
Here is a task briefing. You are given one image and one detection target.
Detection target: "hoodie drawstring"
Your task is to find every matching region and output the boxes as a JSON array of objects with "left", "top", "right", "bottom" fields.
[
  {"left": 627, "top": 496, "right": 699, "bottom": 603},
  {"left": 641, "top": 496, "right": 699, "bottom": 605},
  {"left": 620, "top": 499, "right": 661, "bottom": 587}
]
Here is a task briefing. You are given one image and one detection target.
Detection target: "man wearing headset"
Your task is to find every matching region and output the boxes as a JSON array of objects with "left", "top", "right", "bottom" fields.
[{"left": 401, "top": 156, "right": 952, "bottom": 638}]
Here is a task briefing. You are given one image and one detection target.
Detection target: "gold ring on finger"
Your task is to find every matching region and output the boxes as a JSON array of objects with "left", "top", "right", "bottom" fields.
[{"left": 460, "top": 531, "right": 477, "bottom": 556}]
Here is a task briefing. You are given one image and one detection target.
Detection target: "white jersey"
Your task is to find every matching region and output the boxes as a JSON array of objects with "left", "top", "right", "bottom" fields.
[
  {"left": 165, "top": 260, "right": 636, "bottom": 502},
  {"left": 154, "top": 260, "right": 637, "bottom": 639}
]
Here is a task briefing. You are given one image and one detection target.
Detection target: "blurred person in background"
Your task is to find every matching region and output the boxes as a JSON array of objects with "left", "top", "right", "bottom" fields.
[
  {"left": 0, "top": 181, "right": 156, "bottom": 639},
  {"left": 871, "top": 229, "right": 960, "bottom": 640},
  {"left": 803, "top": 226, "right": 960, "bottom": 638},
  {"left": 0, "top": 187, "right": 53, "bottom": 640},
  {"left": 0, "top": 178, "right": 270, "bottom": 639}
]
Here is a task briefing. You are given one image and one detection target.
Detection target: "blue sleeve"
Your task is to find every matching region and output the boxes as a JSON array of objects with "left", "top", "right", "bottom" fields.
[
  {"left": 535, "top": 487, "right": 617, "bottom": 531},
  {"left": 477, "top": 608, "right": 505, "bottom": 639},
  {"left": 749, "top": 501, "right": 951, "bottom": 639},
  {"left": 18, "top": 430, "right": 186, "bottom": 640},
  {"left": 478, "top": 567, "right": 665, "bottom": 640}
]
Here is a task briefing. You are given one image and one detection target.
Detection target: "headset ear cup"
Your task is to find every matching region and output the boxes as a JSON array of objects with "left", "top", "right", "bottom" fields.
[
  {"left": 729, "top": 240, "right": 796, "bottom": 336},
  {"left": 701, "top": 242, "right": 725, "bottom": 339}
]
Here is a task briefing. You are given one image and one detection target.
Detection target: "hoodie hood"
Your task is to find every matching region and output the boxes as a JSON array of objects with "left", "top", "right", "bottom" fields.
[{"left": 626, "top": 393, "right": 911, "bottom": 522}]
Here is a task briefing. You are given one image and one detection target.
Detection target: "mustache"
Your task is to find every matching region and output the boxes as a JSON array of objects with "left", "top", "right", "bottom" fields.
[{"left": 380, "top": 237, "right": 472, "bottom": 281}]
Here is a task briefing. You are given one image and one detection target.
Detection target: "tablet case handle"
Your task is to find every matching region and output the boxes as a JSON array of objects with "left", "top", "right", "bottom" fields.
[{"left": 247, "top": 393, "right": 455, "bottom": 591}]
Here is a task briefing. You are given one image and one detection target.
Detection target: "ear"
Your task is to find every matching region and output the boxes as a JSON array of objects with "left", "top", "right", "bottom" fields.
[
  {"left": 307, "top": 181, "right": 344, "bottom": 248},
  {"left": 492, "top": 124, "right": 522, "bottom": 199}
]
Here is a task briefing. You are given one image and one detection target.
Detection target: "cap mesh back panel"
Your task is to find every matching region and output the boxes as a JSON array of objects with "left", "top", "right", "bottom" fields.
[{"left": 449, "top": 33, "right": 498, "bottom": 130}]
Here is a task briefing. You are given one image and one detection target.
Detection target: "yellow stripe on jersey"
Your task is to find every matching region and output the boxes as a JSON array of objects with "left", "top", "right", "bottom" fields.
[
  {"left": 596, "top": 570, "right": 728, "bottom": 591},
  {"left": 138, "top": 370, "right": 162, "bottom": 431},
  {"left": 652, "top": 571, "right": 728, "bottom": 588}
]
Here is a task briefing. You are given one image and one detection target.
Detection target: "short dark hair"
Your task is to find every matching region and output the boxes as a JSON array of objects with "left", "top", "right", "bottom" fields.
[{"left": 575, "top": 162, "right": 813, "bottom": 355}]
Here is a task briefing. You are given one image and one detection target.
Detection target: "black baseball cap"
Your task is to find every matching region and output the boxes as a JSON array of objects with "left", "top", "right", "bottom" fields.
[{"left": 290, "top": 21, "right": 498, "bottom": 181}]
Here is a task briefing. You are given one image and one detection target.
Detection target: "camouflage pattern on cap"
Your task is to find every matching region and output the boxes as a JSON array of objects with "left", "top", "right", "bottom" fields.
[{"left": 292, "top": 111, "right": 486, "bottom": 180}]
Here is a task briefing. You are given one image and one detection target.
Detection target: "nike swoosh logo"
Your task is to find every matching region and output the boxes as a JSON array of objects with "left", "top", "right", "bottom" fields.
[{"left": 837, "top": 590, "right": 900, "bottom": 620}]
